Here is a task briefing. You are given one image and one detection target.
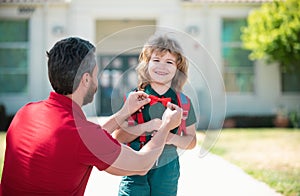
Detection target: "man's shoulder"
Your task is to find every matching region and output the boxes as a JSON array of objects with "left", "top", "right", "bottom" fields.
[{"left": 17, "top": 100, "right": 45, "bottom": 114}]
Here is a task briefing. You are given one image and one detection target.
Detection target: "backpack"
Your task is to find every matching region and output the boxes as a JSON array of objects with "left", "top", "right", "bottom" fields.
[{"left": 124, "top": 91, "right": 191, "bottom": 148}]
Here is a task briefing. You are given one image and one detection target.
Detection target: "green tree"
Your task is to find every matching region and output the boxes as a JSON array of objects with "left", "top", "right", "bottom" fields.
[{"left": 241, "top": 0, "right": 300, "bottom": 73}]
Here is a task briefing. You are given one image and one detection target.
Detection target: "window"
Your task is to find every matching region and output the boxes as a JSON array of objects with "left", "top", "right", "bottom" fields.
[
  {"left": 282, "top": 71, "right": 300, "bottom": 93},
  {"left": 0, "top": 19, "right": 29, "bottom": 94},
  {"left": 222, "top": 18, "right": 254, "bottom": 93}
]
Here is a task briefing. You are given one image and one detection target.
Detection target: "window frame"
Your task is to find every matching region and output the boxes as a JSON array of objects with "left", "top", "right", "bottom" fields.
[
  {"left": 0, "top": 18, "right": 29, "bottom": 95},
  {"left": 281, "top": 71, "right": 300, "bottom": 94},
  {"left": 221, "top": 17, "right": 256, "bottom": 94}
]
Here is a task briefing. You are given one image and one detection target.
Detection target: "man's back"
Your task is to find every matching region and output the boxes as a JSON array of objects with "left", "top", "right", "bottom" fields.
[{"left": 1, "top": 93, "right": 99, "bottom": 195}]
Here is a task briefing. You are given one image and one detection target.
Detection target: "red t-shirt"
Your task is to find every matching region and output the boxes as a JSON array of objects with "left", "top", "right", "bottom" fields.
[{"left": 1, "top": 92, "right": 121, "bottom": 196}]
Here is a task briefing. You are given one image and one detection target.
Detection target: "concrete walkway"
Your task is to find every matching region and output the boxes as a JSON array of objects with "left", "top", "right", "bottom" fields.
[{"left": 85, "top": 117, "right": 282, "bottom": 196}]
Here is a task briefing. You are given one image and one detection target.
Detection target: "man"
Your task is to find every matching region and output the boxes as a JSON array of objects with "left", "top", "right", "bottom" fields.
[{"left": 1, "top": 37, "right": 182, "bottom": 195}]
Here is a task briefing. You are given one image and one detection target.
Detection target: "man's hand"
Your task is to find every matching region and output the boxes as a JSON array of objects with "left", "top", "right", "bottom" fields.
[
  {"left": 122, "top": 91, "right": 150, "bottom": 117},
  {"left": 161, "top": 102, "right": 183, "bottom": 131}
]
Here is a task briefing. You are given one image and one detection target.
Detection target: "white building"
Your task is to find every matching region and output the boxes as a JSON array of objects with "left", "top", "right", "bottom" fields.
[{"left": 0, "top": 0, "right": 299, "bottom": 129}]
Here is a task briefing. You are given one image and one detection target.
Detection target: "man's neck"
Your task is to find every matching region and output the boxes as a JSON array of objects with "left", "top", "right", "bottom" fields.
[{"left": 65, "top": 93, "right": 83, "bottom": 107}]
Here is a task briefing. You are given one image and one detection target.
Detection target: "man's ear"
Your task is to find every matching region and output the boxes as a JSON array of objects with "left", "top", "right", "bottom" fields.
[{"left": 82, "top": 73, "right": 90, "bottom": 87}]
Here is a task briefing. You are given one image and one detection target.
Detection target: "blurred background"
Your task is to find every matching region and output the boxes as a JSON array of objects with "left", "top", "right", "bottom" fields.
[
  {"left": 0, "top": 0, "right": 299, "bottom": 130},
  {"left": 1, "top": 1, "right": 300, "bottom": 195}
]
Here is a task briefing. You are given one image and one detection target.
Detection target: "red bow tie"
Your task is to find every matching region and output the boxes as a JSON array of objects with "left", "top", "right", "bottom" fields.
[{"left": 149, "top": 95, "right": 171, "bottom": 107}]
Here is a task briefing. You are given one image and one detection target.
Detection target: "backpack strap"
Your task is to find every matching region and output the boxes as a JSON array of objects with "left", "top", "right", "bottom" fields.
[
  {"left": 176, "top": 92, "right": 190, "bottom": 136},
  {"left": 124, "top": 91, "right": 190, "bottom": 148}
]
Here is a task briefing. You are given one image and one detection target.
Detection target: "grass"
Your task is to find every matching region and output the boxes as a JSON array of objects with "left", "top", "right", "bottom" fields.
[
  {"left": 0, "top": 132, "right": 6, "bottom": 178},
  {"left": 203, "top": 128, "right": 300, "bottom": 196}
]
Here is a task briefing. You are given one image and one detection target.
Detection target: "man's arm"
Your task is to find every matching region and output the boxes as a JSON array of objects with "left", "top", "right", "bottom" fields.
[
  {"left": 104, "top": 102, "right": 182, "bottom": 176},
  {"left": 112, "top": 118, "right": 162, "bottom": 143},
  {"left": 102, "top": 91, "right": 150, "bottom": 133}
]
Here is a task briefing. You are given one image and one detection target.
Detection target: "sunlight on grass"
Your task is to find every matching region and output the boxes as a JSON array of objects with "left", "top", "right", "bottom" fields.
[
  {"left": 205, "top": 128, "right": 300, "bottom": 196},
  {"left": 0, "top": 132, "right": 6, "bottom": 178}
]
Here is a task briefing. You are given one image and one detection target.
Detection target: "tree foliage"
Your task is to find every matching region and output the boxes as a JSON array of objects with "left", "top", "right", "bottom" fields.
[{"left": 241, "top": 0, "right": 300, "bottom": 73}]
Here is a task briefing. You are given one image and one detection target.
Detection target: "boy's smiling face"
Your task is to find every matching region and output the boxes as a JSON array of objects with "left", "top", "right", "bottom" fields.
[{"left": 148, "top": 51, "right": 177, "bottom": 88}]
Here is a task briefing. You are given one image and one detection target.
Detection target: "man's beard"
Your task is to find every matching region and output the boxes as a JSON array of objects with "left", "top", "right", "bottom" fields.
[{"left": 83, "top": 82, "right": 97, "bottom": 106}]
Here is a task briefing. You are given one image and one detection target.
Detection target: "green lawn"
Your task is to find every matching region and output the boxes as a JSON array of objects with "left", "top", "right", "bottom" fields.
[
  {"left": 204, "top": 128, "right": 300, "bottom": 196},
  {"left": 0, "top": 132, "right": 6, "bottom": 178}
]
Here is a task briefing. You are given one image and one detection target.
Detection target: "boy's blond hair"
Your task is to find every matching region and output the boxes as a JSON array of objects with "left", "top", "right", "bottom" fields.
[{"left": 136, "top": 35, "right": 188, "bottom": 92}]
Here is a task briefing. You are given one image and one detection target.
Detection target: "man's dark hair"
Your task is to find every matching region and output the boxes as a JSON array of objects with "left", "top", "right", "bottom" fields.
[{"left": 47, "top": 37, "right": 96, "bottom": 95}]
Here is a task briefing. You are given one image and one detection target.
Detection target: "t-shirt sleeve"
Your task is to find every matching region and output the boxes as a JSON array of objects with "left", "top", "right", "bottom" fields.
[
  {"left": 186, "top": 100, "right": 197, "bottom": 127},
  {"left": 77, "top": 122, "right": 121, "bottom": 171}
]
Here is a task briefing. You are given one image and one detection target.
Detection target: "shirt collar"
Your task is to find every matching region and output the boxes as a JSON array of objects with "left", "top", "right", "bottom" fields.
[
  {"left": 145, "top": 84, "right": 176, "bottom": 101},
  {"left": 48, "top": 92, "right": 86, "bottom": 120}
]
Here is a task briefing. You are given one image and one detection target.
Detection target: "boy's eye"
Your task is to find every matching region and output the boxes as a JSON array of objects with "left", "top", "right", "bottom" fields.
[
  {"left": 167, "top": 61, "right": 174, "bottom": 65},
  {"left": 153, "top": 59, "right": 160, "bottom": 62}
]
